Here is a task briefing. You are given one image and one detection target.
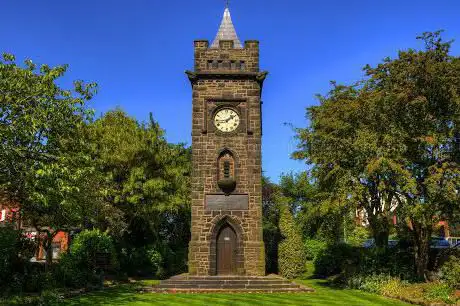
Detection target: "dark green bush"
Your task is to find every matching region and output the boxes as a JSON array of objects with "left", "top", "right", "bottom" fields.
[
  {"left": 22, "top": 264, "right": 57, "bottom": 293},
  {"left": 118, "top": 245, "right": 164, "bottom": 277},
  {"left": 441, "top": 256, "right": 460, "bottom": 289},
  {"left": 304, "top": 239, "right": 327, "bottom": 261},
  {"left": 346, "top": 226, "right": 369, "bottom": 247},
  {"left": 2, "top": 289, "right": 63, "bottom": 306},
  {"left": 314, "top": 242, "right": 415, "bottom": 280},
  {"left": 278, "top": 203, "right": 305, "bottom": 279},
  {"left": 58, "top": 229, "right": 118, "bottom": 288},
  {"left": 313, "top": 243, "right": 359, "bottom": 277},
  {"left": 0, "top": 226, "right": 37, "bottom": 294},
  {"left": 359, "top": 247, "right": 415, "bottom": 280}
]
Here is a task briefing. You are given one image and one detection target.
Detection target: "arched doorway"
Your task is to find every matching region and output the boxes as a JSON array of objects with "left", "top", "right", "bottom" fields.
[{"left": 216, "top": 224, "right": 237, "bottom": 275}]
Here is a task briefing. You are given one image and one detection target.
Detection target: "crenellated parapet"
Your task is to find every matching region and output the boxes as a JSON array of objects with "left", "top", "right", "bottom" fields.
[{"left": 193, "top": 40, "right": 260, "bottom": 73}]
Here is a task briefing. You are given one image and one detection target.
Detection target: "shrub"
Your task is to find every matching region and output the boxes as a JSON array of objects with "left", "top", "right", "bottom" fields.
[
  {"left": 440, "top": 256, "right": 460, "bottom": 289},
  {"left": 346, "top": 226, "right": 369, "bottom": 247},
  {"left": 424, "top": 282, "right": 455, "bottom": 304},
  {"left": 346, "top": 273, "right": 406, "bottom": 296},
  {"left": 304, "top": 239, "right": 327, "bottom": 261},
  {"left": 58, "top": 229, "right": 117, "bottom": 288},
  {"left": 0, "top": 226, "right": 37, "bottom": 294},
  {"left": 359, "top": 247, "right": 415, "bottom": 280},
  {"left": 38, "top": 289, "right": 63, "bottom": 306},
  {"left": 313, "top": 243, "right": 359, "bottom": 277},
  {"left": 313, "top": 240, "right": 416, "bottom": 281},
  {"left": 2, "top": 289, "right": 63, "bottom": 306},
  {"left": 278, "top": 203, "right": 305, "bottom": 279},
  {"left": 379, "top": 277, "right": 406, "bottom": 297},
  {"left": 118, "top": 245, "right": 164, "bottom": 277},
  {"left": 359, "top": 274, "right": 394, "bottom": 294},
  {"left": 434, "top": 248, "right": 460, "bottom": 271},
  {"left": 22, "top": 264, "right": 57, "bottom": 293}
]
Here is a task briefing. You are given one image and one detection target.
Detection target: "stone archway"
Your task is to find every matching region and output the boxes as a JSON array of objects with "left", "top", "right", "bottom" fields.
[{"left": 208, "top": 215, "right": 245, "bottom": 275}]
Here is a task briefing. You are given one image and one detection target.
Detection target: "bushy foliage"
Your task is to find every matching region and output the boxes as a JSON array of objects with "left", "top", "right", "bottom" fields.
[
  {"left": 118, "top": 245, "right": 163, "bottom": 278},
  {"left": 293, "top": 31, "right": 460, "bottom": 279},
  {"left": 0, "top": 53, "right": 99, "bottom": 267},
  {"left": 441, "top": 256, "right": 460, "bottom": 289},
  {"left": 90, "top": 110, "right": 191, "bottom": 278},
  {"left": 359, "top": 247, "right": 415, "bottom": 280},
  {"left": 58, "top": 229, "right": 117, "bottom": 288},
  {"left": 313, "top": 243, "right": 359, "bottom": 277},
  {"left": 346, "top": 226, "right": 369, "bottom": 247},
  {"left": 262, "top": 176, "right": 281, "bottom": 274},
  {"left": 1, "top": 289, "right": 63, "bottom": 306},
  {"left": 304, "top": 239, "right": 327, "bottom": 261},
  {"left": 314, "top": 243, "right": 415, "bottom": 280},
  {"left": 0, "top": 226, "right": 37, "bottom": 294},
  {"left": 278, "top": 202, "right": 306, "bottom": 279},
  {"left": 347, "top": 273, "right": 399, "bottom": 294},
  {"left": 347, "top": 274, "right": 457, "bottom": 304},
  {"left": 424, "top": 282, "right": 456, "bottom": 304}
]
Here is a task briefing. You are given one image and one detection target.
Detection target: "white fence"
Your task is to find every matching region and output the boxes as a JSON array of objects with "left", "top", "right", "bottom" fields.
[{"left": 447, "top": 237, "right": 460, "bottom": 246}]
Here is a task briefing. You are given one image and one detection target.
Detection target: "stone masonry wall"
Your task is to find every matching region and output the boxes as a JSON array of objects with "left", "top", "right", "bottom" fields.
[{"left": 188, "top": 40, "right": 265, "bottom": 276}]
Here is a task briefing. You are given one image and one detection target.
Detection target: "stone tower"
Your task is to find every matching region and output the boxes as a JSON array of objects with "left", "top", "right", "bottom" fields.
[{"left": 186, "top": 6, "right": 267, "bottom": 276}]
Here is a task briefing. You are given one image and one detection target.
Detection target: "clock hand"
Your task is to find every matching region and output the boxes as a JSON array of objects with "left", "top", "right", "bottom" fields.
[{"left": 216, "top": 116, "right": 232, "bottom": 123}]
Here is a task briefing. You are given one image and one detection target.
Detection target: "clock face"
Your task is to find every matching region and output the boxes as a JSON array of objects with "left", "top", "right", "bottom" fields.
[{"left": 214, "top": 108, "right": 240, "bottom": 132}]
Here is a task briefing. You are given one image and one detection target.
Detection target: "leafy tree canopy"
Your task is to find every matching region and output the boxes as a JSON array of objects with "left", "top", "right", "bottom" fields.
[
  {"left": 0, "top": 53, "right": 98, "bottom": 264},
  {"left": 294, "top": 31, "right": 460, "bottom": 278}
]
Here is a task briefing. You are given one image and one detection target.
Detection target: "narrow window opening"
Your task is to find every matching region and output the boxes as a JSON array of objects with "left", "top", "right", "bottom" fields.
[{"left": 224, "top": 161, "right": 230, "bottom": 178}]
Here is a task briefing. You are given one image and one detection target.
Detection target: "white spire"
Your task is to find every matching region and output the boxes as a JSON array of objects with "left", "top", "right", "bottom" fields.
[{"left": 210, "top": 7, "right": 243, "bottom": 49}]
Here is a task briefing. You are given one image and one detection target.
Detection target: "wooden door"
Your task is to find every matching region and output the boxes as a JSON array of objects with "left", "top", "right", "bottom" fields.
[{"left": 216, "top": 225, "right": 237, "bottom": 275}]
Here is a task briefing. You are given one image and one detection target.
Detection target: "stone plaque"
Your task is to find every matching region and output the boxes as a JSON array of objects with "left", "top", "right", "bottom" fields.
[{"left": 205, "top": 194, "right": 249, "bottom": 211}]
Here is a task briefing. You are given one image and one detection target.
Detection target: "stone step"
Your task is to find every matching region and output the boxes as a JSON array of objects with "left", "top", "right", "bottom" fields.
[
  {"left": 160, "top": 280, "right": 293, "bottom": 286},
  {"left": 169, "top": 276, "right": 284, "bottom": 281},
  {"left": 146, "top": 275, "right": 314, "bottom": 293},
  {"left": 144, "top": 287, "right": 313, "bottom": 293},
  {"left": 156, "top": 283, "right": 301, "bottom": 289}
]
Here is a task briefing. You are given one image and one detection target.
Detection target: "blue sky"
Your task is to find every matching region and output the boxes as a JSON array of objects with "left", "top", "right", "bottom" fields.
[{"left": 2, "top": 0, "right": 460, "bottom": 181}]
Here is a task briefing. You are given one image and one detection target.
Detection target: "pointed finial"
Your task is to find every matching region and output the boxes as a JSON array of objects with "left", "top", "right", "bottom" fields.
[
  {"left": 226, "top": 0, "right": 229, "bottom": 8},
  {"left": 211, "top": 2, "right": 242, "bottom": 48}
]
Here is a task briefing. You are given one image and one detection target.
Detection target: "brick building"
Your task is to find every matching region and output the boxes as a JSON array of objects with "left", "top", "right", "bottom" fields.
[{"left": 0, "top": 202, "right": 69, "bottom": 261}]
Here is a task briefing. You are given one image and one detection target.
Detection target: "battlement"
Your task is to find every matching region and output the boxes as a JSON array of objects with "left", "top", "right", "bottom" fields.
[{"left": 194, "top": 40, "right": 259, "bottom": 72}]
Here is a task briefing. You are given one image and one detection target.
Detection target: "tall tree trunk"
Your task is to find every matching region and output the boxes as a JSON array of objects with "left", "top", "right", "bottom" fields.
[
  {"left": 43, "top": 232, "right": 54, "bottom": 271},
  {"left": 367, "top": 212, "right": 390, "bottom": 249},
  {"left": 412, "top": 221, "right": 431, "bottom": 281}
]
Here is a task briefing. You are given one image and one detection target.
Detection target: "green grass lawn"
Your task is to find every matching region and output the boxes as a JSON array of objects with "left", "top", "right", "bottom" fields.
[{"left": 61, "top": 279, "right": 410, "bottom": 306}]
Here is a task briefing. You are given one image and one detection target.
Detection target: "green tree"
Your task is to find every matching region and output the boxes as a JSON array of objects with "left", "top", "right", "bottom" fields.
[
  {"left": 0, "top": 53, "right": 98, "bottom": 266},
  {"left": 278, "top": 197, "right": 306, "bottom": 279},
  {"left": 90, "top": 109, "right": 191, "bottom": 276},
  {"left": 262, "top": 175, "right": 281, "bottom": 274},
  {"left": 278, "top": 172, "right": 339, "bottom": 241},
  {"left": 293, "top": 80, "right": 403, "bottom": 249},
  {"left": 366, "top": 31, "right": 460, "bottom": 279},
  {"left": 294, "top": 31, "right": 460, "bottom": 279}
]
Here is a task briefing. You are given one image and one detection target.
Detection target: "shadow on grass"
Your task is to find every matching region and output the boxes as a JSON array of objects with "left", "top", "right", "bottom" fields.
[
  {"left": 297, "top": 277, "right": 347, "bottom": 290},
  {"left": 63, "top": 284, "right": 144, "bottom": 306}
]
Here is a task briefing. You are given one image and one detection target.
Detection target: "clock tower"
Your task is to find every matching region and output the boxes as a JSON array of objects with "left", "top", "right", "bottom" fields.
[{"left": 186, "top": 6, "right": 267, "bottom": 276}]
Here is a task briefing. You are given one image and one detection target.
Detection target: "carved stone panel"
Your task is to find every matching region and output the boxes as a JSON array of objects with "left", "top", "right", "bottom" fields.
[{"left": 205, "top": 194, "right": 249, "bottom": 211}]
